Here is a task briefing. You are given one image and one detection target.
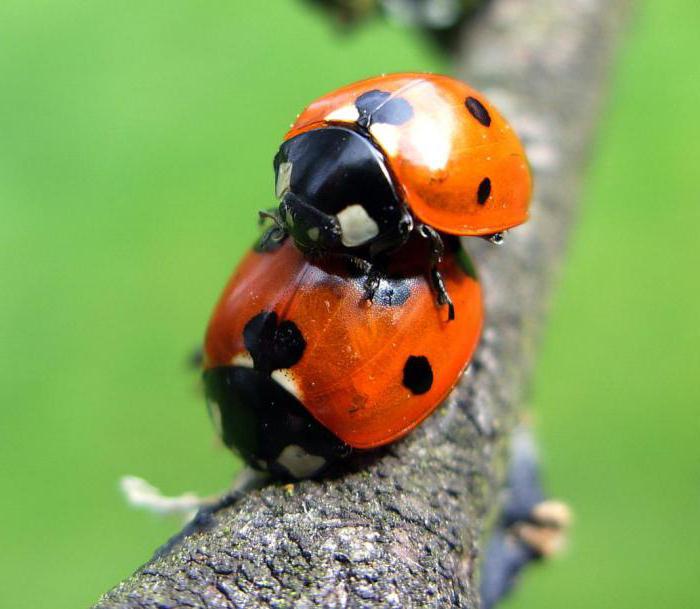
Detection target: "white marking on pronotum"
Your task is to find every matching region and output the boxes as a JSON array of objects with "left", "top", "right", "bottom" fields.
[
  {"left": 369, "top": 123, "right": 402, "bottom": 157},
  {"left": 231, "top": 352, "right": 254, "bottom": 368},
  {"left": 276, "top": 445, "right": 326, "bottom": 479},
  {"left": 275, "top": 161, "right": 293, "bottom": 199},
  {"left": 324, "top": 104, "right": 360, "bottom": 123},
  {"left": 206, "top": 398, "right": 224, "bottom": 436},
  {"left": 271, "top": 368, "right": 303, "bottom": 400},
  {"left": 307, "top": 227, "right": 320, "bottom": 242},
  {"left": 336, "top": 204, "right": 379, "bottom": 247}
]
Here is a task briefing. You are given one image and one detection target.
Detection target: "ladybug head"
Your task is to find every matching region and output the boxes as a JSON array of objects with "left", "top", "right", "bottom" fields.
[{"left": 273, "top": 126, "right": 412, "bottom": 257}]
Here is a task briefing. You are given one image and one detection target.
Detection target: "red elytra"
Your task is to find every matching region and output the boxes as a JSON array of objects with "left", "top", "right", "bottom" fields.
[{"left": 203, "top": 239, "right": 483, "bottom": 450}]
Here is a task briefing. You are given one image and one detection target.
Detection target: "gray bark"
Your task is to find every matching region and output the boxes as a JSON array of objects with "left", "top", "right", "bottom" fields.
[{"left": 94, "top": 1, "right": 629, "bottom": 607}]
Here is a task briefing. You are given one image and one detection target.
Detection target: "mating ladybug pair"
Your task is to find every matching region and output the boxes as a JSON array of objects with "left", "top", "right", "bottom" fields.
[{"left": 203, "top": 73, "right": 532, "bottom": 478}]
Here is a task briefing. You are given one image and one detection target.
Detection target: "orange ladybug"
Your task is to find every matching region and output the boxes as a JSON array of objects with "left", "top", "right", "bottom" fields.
[
  {"left": 267, "top": 72, "right": 531, "bottom": 319},
  {"left": 203, "top": 236, "right": 483, "bottom": 478}
]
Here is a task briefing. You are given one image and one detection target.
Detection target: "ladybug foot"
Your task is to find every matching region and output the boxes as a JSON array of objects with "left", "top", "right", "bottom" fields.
[{"left": 442, "top": 291, "right": 456, "bottom": 321}]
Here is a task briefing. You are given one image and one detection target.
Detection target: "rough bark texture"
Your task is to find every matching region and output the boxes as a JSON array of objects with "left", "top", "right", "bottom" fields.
[{"left": 95, "top": 1, "right": 629, "bottom": 607}]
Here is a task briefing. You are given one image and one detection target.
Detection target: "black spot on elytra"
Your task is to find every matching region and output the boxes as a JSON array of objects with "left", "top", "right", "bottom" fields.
[
  {"left": 355, "top": 89, "right": 413, "bottom": 129},
  {"left": 477, "top": 177, "right": 492, "bottom": 205},
  {"left": 402, "top": 355, "right": 433, "bottom": 395},
  {"left": 465, "top": 96, "right": 491, "bottom": 127},
  {"left": 243, "top": 311, "right": 306, "bottom": 374}
]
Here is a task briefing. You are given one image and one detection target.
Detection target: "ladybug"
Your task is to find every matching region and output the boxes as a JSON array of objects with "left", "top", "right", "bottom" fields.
[
  {"left": 266, "top": 72, "right": 531, "bottom": 319},
  {"left": 203, "top": 236, "right": 483, "bottom": 479}
]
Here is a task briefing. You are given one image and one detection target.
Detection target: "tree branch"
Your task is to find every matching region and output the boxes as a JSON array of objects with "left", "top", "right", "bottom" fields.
[{"left": 94, "top": 1, "right": 629, "bottom": 606}]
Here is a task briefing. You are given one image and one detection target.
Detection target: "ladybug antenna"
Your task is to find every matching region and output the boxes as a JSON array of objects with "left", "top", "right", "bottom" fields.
[
  {"left": 258, "top": 209, "right": 288, "bottom": 249},
  {"left": 258, "top": 209, "right": 283, "bottom": 229}
]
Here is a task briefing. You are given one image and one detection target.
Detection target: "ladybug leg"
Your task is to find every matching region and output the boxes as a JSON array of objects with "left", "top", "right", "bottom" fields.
[
  {"left": 349, "top": 257, "right": 387, "bottom": 302},
  {"left": 418, "top": 224, "right": 455, "bottom": 320},
  {"left": 363, "top": 267, "right": 381, "bottom": 301},
  {"left": 431, "top": 267, "right": 455, "bottom": 321},
  {"left": 325, "top": 252, "right": 381, "bottom": 301},
  {"left": 330, "top": 252, "right": 373, "bottom": 276},
  {"left": 340, "top": 254, "right": 380, "bottom": 299}
]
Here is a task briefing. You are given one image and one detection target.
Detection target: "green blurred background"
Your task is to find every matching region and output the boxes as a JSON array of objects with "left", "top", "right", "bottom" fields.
[{"left": 0, "top": 1, "right": 697, "bottom": 607}]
